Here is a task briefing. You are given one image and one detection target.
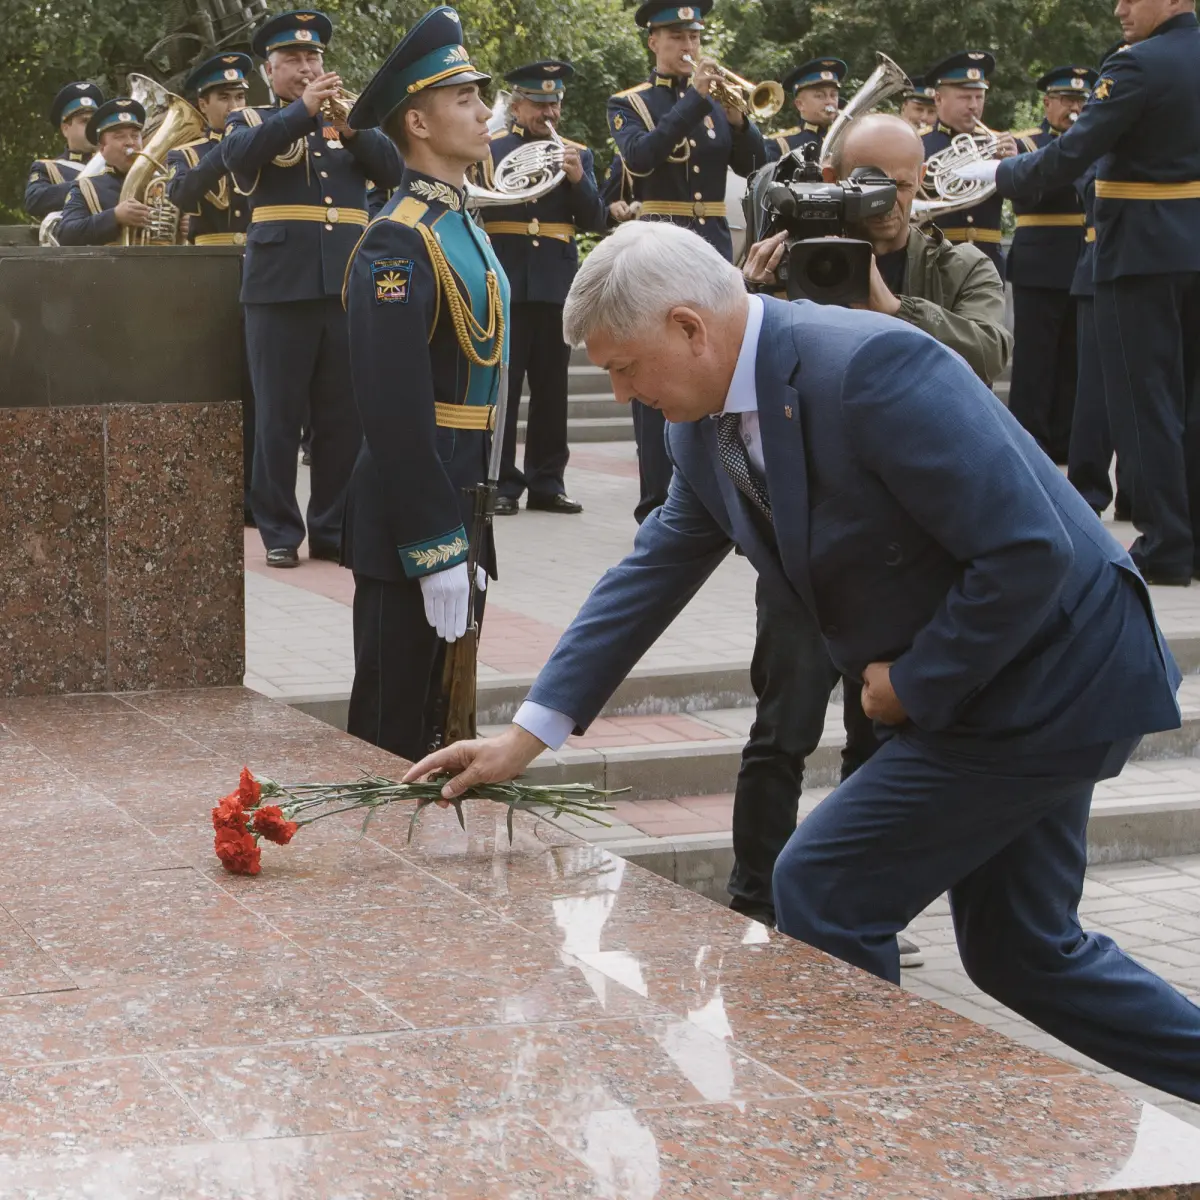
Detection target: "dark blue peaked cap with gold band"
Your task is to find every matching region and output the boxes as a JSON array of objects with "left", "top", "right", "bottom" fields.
[
  {"left": 184, "top": 53, "right": 254, "bottom": 97},
  {"left": 86, "top": 98, "right": 145, "bottom": 143},
  {"left": 1036, "top": 65, "right": 1099, "bottom": 94},
  {"left": 347, "top": 6, "right": 490, "bottom": 131},
  {"left": 901, "top": 73, "right": 935, "bottom": 102},
  {"left": 505, "top": 60, "right": 574, "bottom": 102},
  {"left": 634, "top": 0, "right": 710, "bottom": 30},
  {"left": 251, "top": 10, "right": 333, "bottom": 59},
  {"left": 50, "top": 82, "right": 104, "bottom": 128},
  {"left": 926, "top": 50, "right": 996, "bottom": 90},
  {"left": 782, "top": 58, "right": 847, "bottom": 94}
]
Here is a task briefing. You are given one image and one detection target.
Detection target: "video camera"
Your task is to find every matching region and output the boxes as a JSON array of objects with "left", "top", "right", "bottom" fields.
[{"left": 749, "top": 143, "right": 897, "bottom": 306}]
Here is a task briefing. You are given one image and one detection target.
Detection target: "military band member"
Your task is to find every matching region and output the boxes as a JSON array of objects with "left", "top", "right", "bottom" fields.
[
  {"left": 479, "top": 60, "right": 606, "bottom": 517},
  {"left": 1006, "top": 66, "right": 1097, "bottom": 465},
  {"left": 921, "top": 51, "right": 1016, "bottom": 272},
  {"left": 24, "top": 82, "right": 103, "bottom": 220},
  {"left": 223, "top": 9, "right": 404, "bottom": 568},
  {"left": 764, "top": 57, "right": 846, "bottom": 161},
  {"left": 342, "top": 5, "right": 508, "bottom": 759},
  {"left": 166, "top": 53, "right": 252, "bottom": 247},
  {"left": 985, "top": 0, "right": 1200, "bottom": 584},
  {"left": 57, "top": 99, "right": 150, "bottom": 246},
  {"left": 608, "top": 0, "right": 767, "bottom": 520},
  {"left": 899, "top": 74, "right": 937, "bottom": 134}
]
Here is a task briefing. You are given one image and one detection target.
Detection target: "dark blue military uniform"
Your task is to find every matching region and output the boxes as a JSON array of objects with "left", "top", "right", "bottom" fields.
[
  {"left": 223, "top": 9, "right": 404, "bottom": 563},
  {"left": 1007, "top": 69, "right": 1097, "bottom": 464},
  {"left": 610, "top": 0, "right": 767, "bottom": 522},
  {"left": 341, "top": 8, "right": 507, "bottom": 758},
  {"left": 763, "top": 58, "right": 845, "bottom": 164},
  {"left": 921, "top": 52, "right": 1005, "bottom": 271},
  {"left": 997, "top": 14, "right": 1200, "bottom": 582},
  {"left": 480, "top": 64, "right": 607, "bottom": 511},
  {"left": 24, "top": 82, "right": 103, "bottom": 220},
  {"left": 56, "top": 98, "right": 146, "bottom": 246}
]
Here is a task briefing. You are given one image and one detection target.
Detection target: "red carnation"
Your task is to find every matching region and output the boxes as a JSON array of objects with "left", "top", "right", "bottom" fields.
[
  {"left": 212, "top": 791, "right": 248, "bottom": 833},
  {"left": 215, "top": 827, "right": 261, "bottom": 876},
  {"left": 251, "top": 805, "right": 299, "bottom": 845},
  {"left": 237, "top": 767, "right": 262, "bottom": 810}
]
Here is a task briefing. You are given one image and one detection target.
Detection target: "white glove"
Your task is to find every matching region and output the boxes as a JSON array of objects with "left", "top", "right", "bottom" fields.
[
  {"left": 418, "top": 564, "right": 488, "bottom": 642},
  {"left": 951, "top": 159, "right": 1000, "bottom": 184}
]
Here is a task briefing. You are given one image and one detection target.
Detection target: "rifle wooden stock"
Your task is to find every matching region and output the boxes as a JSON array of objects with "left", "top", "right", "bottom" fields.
[{"left": 438, "top": 621, "right": 479, "bottom": 745}]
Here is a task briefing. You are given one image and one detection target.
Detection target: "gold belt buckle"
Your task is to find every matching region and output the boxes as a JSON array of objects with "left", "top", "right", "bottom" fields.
[
  {"left": 326, "top": 206, "right": 340, "bottom": 223},
  {"left": 528, "top": 218, "right": 540, "bottom": 235},
  {"left": 233, "top": 232, "right": 246, "bottom": 246},
  {"left": 692, "top": 200, "right": 706, "bottom": 218}
]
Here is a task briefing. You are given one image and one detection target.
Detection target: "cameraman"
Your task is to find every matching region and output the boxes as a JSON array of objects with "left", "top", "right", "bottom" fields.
[
  {"left": 727, "top": 113, "right": 1010, "bottom": 953},
  {"left": 744, "top": 113, "right": 1011, "bottom": 386}
]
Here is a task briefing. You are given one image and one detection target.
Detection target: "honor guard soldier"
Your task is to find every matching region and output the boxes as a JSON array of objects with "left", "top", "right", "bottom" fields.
[
  {"left": 1006, "top": 66, "right": 1097, "bottom": 465},
  {"left": 223, "top": 9, "right": 405, "bottom": 568},
  {"left": 608, "top": 0, "right": 766, "bottom": 519},
  {"left": 987, "top": 1, "right": 1200, "bottom": 584},
  {"left": 341, "top": 6, "right": 508, "bottom": 759},
  {"left": 899, "top": 74, "right": 937, "bottom": 134},
  {"left": 166, "top": 53, "right": 253, "bottom": 247},
  {"left": 764, "top": 58, "right": 846, "bottom": 161},
  {"left": 479, "top": 60, "right": 606, "bottom": 517},
  {"left": 25, "top": 82, "right": 103, "bottom": 220},
  {"left": 57, "top": 99, "right": 151, "bottom": 246},
  {"left": 922, "top": 51, "right": 1017, "bottom": 272}
]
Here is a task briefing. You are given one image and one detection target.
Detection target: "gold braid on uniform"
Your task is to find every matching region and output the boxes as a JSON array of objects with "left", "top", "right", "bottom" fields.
[
  {"left": 415, "top": 223, "right": 505, "bottom": 367},
  {"left": 272, "top": 140, "right": 306, "bottom": 168}
]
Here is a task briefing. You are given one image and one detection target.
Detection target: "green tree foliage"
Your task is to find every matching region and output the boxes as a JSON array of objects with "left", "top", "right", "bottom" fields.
[{"left": 2, "top": 0, "right": 1122, "bottom": 221}]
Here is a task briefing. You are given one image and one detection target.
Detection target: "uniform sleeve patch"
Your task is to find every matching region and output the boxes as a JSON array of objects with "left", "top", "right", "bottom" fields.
[
  {"left": 612, "top": 112, "right": 624, "bottom": 131},
  {"left": 1093, "top": 77, "right": 1114, "bottom": 101},
  {"left": 372, "top": 258, "right": 413, "bottom": 304}
]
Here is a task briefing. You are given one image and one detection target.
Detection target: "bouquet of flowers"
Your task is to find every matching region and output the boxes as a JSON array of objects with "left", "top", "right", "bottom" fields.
[{"left": 212, "top": 768, "right": 619, "bottom": 876}]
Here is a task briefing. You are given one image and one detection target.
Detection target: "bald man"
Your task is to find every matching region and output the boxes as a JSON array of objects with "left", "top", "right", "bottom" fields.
[
  {"left": 732, "top": 113, "right": 1012, "bottom": 947},
  {"left": 746, "top": 114, "right": 1011, "bottom": 383}
]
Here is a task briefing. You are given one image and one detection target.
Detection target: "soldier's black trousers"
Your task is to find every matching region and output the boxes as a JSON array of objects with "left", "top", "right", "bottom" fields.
[
  {"left": 728, "top": 577, "right": 880, "bottom": 922},
  {"left": 499, "top": 302, "right": 572, "bottom": 502},
  {"left": 1009, "top": 285, "right": 1078, "bottom": 465},
  {"left": 245, "top": 298, "right": 361, "bottom": 554},
  {"left": 1068, "top": 296, "right": 1124, "bottom": 514},
  {"left": 348, "top": 573, "right": 487, "bottom": 764},
  {"left": 1095, "top": 272, "right": 1200, "bottom": 577},
  {"left": 631, "top": 400, "right": 672, "bottom": 524},
  {"left": 239, "top": 308, "right": 256, "bottom": 520}
]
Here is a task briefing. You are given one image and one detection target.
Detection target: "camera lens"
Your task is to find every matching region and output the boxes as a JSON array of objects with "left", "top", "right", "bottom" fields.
[{"left": 803, "top": 248, "right": 851, "bottom": 291}]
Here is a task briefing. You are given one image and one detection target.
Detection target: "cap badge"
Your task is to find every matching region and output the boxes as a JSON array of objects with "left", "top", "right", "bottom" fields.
[
  {"left": 678, "top": 6, "right": 695, "bottom": 17},
  {"left": 76, "top": 83, "right": 89, "bottom": 90},
  {"left": 1070, "top": 77, "right": 1084, "bottom": 89},
  {"left": 118, "top": 112, "right": 133, "bottom": 122},
  {"left": 820, "top": 71, "right": 834, "bottom": 81},
  {"left": 222, "top": 55, "right": 239, "bottom": 63},
  {"left": 966, "top": 67, "right": 981, "bottom": 81},
  {"left": 295, "top": 12, "right": 316, "bottom": 19},
  {"left": 79, "top": 97, "right": 95, "bottom": 106},
  {"left": 447, "top": 45, "right": 469, "bottom": 62},
  {"left": 295, "top": 29, "right": 314, "bottom": 41},
  {"left": 542, "top": 80, "right": 557, "bottom": 91},
  {"left": 968, "top": 52, "right": 985, "bottom": 60}
]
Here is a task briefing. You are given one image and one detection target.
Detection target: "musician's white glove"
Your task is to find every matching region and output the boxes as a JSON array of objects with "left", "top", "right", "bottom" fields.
[
  {"left": 418, "top": 564, "right": 487, "bottom": 642},
  {"left": 951, "top": 159, "right": 1000, "bottom": 184}
]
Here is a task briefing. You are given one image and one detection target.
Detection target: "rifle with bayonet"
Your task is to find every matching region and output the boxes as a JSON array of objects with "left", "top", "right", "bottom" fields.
[{"left": 428, "top": 360, "right": 509, "bottom": 750}]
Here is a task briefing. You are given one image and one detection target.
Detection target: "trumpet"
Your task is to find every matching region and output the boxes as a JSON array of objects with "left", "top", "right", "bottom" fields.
[
  {"left": 682, "top": 55, "right": 784, "bottom": 121},
  {"left": 321, "top": 86, "right": 359, "bottom": 125}
]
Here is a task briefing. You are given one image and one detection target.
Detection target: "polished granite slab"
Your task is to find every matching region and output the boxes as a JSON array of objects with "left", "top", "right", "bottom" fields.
[{"left": 0, "top": 687, "right": 1198, "bottom": 1198}]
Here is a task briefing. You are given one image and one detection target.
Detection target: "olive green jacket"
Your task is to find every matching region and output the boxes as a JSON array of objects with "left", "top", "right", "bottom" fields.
[{"left": 894, "top": 224, "right": 1013, "bottom": 387}]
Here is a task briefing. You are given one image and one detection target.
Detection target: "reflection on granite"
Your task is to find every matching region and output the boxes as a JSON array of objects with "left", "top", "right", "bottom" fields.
[
  {"left": 0, "top": 686, "right": 1198, "bottom": 1198},
  {"left": 0, "top": 403, "right": 243, "bottom": 696}
]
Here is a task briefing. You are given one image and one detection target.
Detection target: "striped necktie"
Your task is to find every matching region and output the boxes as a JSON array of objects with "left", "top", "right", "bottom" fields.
[{"left": 717, "top": 412, "right": 771, "bottom": 518}]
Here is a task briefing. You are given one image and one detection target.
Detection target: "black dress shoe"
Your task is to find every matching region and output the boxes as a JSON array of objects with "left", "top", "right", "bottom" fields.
[
  {"left": 493, "top": 496, "right": 520, "bottom": 516},
  {"left": 308, "top": 544, "right": 340, "bottom": 562},
  {"left": 265, "top": 547, "right": 300, "bottom": 568},
  {"left": 526, "top": 492, "right": 583, "bottom": 514}
]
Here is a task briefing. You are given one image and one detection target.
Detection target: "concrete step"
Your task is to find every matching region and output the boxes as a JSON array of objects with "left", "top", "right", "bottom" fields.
[
  {"left": 567, "top": 364, "right": 609, "bottom": 396},
  {"left": 519, "top": 393, "right": 623, "bottom": 421},
  {"left": 521, "top": 415, "right": 634, "bottom": 443}
]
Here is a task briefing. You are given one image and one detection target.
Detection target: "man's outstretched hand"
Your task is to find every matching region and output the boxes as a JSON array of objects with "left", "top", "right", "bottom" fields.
[{"left": 403, "top": 724, "right": 548, "bottom": 801}]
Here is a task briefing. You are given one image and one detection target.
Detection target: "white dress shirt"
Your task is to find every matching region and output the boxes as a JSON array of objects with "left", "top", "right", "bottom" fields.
[{"left": 513, "top": 294, "right": 766, "bottom": 752}]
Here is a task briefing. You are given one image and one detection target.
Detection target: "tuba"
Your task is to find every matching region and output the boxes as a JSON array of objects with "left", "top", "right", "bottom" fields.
[
  {"left": 466, "top": 94, "right": 567, "bottom": 208},
  {"left": 120, "top": 74, "right": 207, "bottom": 246},
  {"left": 39, "top": 152, "right": 106, "bottom": 246},
  {"left": 820, "top": 52, "right": 911, "bottom": 168},
  {"left": 914, "top": 120, "right": 1000, "bottom": 219}
]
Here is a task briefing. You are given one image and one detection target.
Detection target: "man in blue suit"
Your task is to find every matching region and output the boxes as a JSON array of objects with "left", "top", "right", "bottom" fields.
[{"left": 408, "top": 222, "right": 1200, "bottom": 1102}]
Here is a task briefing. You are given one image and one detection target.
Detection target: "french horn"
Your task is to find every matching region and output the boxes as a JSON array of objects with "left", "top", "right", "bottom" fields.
[
  {"left": 914, "top": 120, "right": 1000, "bottom": 218},
  {"left": 466, "top": 94, "right": 566, "bottom": 208}
]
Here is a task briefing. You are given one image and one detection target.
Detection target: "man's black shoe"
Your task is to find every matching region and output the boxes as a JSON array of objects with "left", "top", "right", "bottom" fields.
[
  {"left": 527, "top": 492, "right": 584, "bottom": 514},
  {"left": 308, "top": 544, "right": 340, "bottom": 562},
  {"left": 266, "top": 547, "right": 300, "bottom": 568},
  {"left": 494, "top": 496, "right": 520, "bottom": 516}
]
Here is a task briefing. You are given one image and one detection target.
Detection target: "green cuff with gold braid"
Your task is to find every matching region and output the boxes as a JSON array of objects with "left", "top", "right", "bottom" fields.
[{"left": 399, "top": 527, "right": 470, "bottom": 580}]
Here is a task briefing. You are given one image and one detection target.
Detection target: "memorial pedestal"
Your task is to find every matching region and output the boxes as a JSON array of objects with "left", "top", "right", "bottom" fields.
[{"left": 0, "top": 246, "right": 245, "bottom": 694}]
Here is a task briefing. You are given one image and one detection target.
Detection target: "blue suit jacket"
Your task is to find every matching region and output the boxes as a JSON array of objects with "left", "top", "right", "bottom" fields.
[{"left": 528, "top": 297, "right": 1181, "bottom": 756}]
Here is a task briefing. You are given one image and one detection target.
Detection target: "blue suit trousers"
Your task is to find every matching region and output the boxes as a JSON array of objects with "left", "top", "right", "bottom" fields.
[{"left": 774, "top": 733, "right": 1200, "bottom": 1102}]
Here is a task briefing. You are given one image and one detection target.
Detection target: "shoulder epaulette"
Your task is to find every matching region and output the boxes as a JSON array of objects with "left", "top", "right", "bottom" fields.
[
  {"left": 777, "top": 127, "right": 800, "bottom": 137},
  {"left": 389, "top": 197, "right": 429, "bottom": 227},
  {"left": 239, "top": 108, "right": 265, "bottom": 127},
  {"left": 35, "top": 159, "right": 64, "bottom": 185},
  {"left": 613, "top": 82, "right": 653, "bottom": 98}
]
